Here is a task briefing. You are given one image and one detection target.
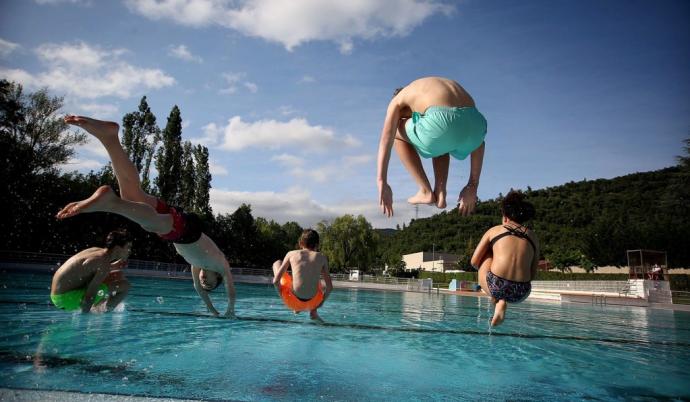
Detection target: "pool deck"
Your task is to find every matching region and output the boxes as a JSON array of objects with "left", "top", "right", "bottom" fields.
[{"left": 0, "top": 388, "right": 204, "bottom": 402}]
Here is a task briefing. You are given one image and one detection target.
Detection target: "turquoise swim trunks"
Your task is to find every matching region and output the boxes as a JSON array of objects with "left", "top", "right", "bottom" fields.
[{"left": 404, "top": 106, "right": 487, "bottom": 160}]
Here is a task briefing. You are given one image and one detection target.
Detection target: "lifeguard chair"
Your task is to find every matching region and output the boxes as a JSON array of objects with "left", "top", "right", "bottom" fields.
[{"left": 626, "top": 250, "right": 668, "bottom": 280}]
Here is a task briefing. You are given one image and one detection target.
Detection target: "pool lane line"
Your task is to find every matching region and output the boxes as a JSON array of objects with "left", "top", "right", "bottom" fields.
[
  {"left": 124, "top": 308, "right": 690, "bottom": 348},
  {"left": 4, "top": 298, "right": 690, "bottom": 338}
]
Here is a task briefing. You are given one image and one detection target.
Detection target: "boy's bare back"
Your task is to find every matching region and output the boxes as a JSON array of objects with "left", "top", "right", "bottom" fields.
[
  {"left": 51, "top": 247, "right": 109, "bottom": 294},
  {"left": 287, "top": 249, "right": 327, "bottom": 300}
]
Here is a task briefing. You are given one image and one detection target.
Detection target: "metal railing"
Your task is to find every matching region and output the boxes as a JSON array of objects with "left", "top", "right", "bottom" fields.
[
  {"left": 0, "top": 250, "right": 271, "bottom": 276},
  {"left": 531, "top": 280, "right": 630, "bottom": 294},
  {"left": 671, "top": 291, "right": 690, "bottom": 305},
  {"left": 330, "top": 273, "right": 422, "bottom": 286}
]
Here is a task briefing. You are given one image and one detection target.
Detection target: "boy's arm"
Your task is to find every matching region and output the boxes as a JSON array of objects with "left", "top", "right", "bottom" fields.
[
  {"left": 458, "top": 141, "right": 485, "bottom": 216},
  {"left": 376, "top": 101, "right": 402, "bottom": 217},
  {"left": 470, "top": 230, "right": 491, "bottom": 270},
  {"left": 530, "top": 237, "right": 540, "bottom": 281},
  {"left": 191, "top": 266, "right": 219, "bottom": 316},
  {"left": 223, "top": 264, "right": 236, "bottom": 317},
  {"left": 321, "top": 258, "right": 333, "bottom": 301},
  {"left": 272, "top": 252, "right": 292, "bottom": 294},
  {"left": 80, "top": 257, "right": 119, "bottom": 313}
]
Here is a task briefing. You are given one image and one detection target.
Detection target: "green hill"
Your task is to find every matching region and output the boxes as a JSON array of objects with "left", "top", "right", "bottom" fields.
[{"left": 379, "top": 166, "right": 690, "bottom": 269}]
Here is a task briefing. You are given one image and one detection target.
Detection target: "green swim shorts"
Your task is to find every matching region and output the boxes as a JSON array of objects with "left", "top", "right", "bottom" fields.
[
  {"left": 404, "top": 106, "right": 487, "bottom": 160},
  {"left": 50, "top": 284, "right": 108, "bottom": 311}
]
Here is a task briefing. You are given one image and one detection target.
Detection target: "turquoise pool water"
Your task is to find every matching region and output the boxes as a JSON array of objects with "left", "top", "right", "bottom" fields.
[{"left": 1, "top": 272, "right": 689, "bottom": 401}]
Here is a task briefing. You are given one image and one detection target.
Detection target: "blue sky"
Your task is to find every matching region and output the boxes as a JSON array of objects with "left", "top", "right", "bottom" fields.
[{"left": 1, "top": 0, "right": 688, "bottom": 228}]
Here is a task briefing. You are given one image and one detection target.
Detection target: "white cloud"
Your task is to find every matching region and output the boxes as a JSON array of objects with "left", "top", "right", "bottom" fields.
[
  {"left": 125, "top": 0, "right": 454, "bottom": 52},
  {"left": 271, "top": 153, "right": 372, "bottom": 183},
  {"left": 219, "top": 72, "right": 256, "bottom": 95},
  {"left": 168, "top": 44, "right": 203, "bottom": 63},
  {"left": 212, "top": 116, "right": 360, "bottom": 151},
  {"left": 0, "top": 41, "right": 174, "bottom": 99},
  {"left": 0, "top": 38, "right": 20, "bottom": 57},
  {"left": 244, "top": 81, "right": 258, "bottom": 93},
  {"left": 77, "top": 102, "right": 119, "bottom": 118},
  {"left": 35, "top": 0, "right": 89, "bottom": 4},
  {"left": 58, "top": 157, "right": 105, "bottom": 173},
  {"left": 298, "top": 75, "right": 315, "bottom": 84},
  {"left": 209, "top": 160, "right": 228, "bottom": 176},
  {"left": 210, "top": 186, "right": 438, "bottom": 228}
]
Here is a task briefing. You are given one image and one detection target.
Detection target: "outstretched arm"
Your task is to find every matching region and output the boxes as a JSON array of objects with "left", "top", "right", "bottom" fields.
[
  {"left": 191, "top": 266, "right": 219, "bottom": 316},
  {"left": 458, "top": 141, "right": 485, "bottom": 216},
  {"left": 531, "top": 236, "right": 540, "bottom": 281},
  {"left": 376, "top": 101, "right": 402, "bottom": 217},
  {"left": 273, "top": 253, "right": 291, "bottom": 295},
  {"left": 223, "top": 264, "right": 236, "bottom": 317},
  {"left": 470, "top": 230, "right": 491, "bottom": 270}
]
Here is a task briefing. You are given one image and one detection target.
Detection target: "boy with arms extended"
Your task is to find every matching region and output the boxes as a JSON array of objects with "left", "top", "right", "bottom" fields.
[
  {"left": 50, "top": 229, "right": 132, "bottom": 313},
  {"left": 56, "top": 115, "right": 235, "bottom": 317},
  {"left": 272, "top": 229, "right": 333, "bottom": 321}
]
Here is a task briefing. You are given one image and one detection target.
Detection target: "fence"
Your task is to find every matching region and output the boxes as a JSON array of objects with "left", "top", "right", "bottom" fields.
[
  {"left": 0, "top": 250, "right": 272, "bottom": 277},
  {"left": 531, "top": 280, "right": 630, "bottom": 294}
]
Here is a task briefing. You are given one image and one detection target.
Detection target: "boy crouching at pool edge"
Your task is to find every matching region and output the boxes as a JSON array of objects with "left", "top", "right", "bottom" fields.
[
  {"left": 273, "top": 229, "right": 333, "bottom": 321},
  {"left": 50, "top": 229, "right": 132, "bottom": 313}
]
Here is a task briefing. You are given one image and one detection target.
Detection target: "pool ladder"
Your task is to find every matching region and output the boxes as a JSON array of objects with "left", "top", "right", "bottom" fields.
[{"left": 592, "top": 294, "right": 607, "bottom": 306}]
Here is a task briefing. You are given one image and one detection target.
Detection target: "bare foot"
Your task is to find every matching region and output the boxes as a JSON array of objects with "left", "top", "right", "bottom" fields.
[
  {"left": 310, "top": 310, "right": 324, "bottom": 322},
  {"left": 56, "top": 185, "right": 117, "bottom": 219},
  {"left": 434, "top": 187, "right": 447, "bottom": 209},
  {"left": 64, "top": 115, "right": 119, "bottom": 143},
  {"left": 407, "top": 189, "right": 435, "bottom": 205},
  {"left": 491, "top": 299, "right": 507, "bottom": 327}
]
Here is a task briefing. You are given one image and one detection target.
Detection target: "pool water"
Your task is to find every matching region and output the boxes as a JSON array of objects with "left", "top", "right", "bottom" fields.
[{"left": 1, "top": 272, "right": 689, "bottom": 401}]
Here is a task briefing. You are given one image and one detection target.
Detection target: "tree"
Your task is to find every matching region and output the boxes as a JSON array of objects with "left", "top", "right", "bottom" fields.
[
  {"left": 179, "top": 141, "right": 195, "bottom": 211},
  {"left": 121, "top": 96, "right": 159, "bottom": 193},
  {"left": 155, "top": 105, "right": 183, "bottom": 204},
  {"left": 193, "top": 144, "right": 213, "bottom": 218},
  {"left": 0, "top": 80, "right": 86, "bottom": 178},
  {"left": 317, "top": 215, "right": 379, "bottom": 272}
]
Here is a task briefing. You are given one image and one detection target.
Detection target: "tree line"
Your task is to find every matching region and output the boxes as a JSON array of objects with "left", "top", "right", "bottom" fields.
[{"left": 2, "top": 80, "right": 688, "bottom": 272}]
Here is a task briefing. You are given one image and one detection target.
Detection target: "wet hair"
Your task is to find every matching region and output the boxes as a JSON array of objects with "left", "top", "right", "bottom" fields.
[
  {"left": 500, "top": 190, "right": 535, "bottom": 224},
  {"left": 392, "top": 87, "right": 405, "bottom": 98},
  {"left": 104, "top": 229, "right": 132, "bottom": 250},
  {"left": 298, "top": 229, "right": 320, "bottom": 250},
  {"left": 201, "top": 271, "right": 223, "bottom": 291}
]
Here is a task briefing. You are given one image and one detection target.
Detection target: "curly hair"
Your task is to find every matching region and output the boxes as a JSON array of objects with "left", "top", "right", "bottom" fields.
[
  {"left": 104, "top": 229, "right": 132, "bottom": 250},
  {"left": 500, "top": 190, "right": 535, "bottom": 224}
]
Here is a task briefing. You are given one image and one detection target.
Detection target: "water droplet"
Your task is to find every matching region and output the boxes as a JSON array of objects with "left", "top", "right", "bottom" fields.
[
  {"left": 156, "top": 296, "right": 164, "bottom": 304},
  {"left": 23, "top": 334, "right": 30, "bottom": 340},
  {"left": 122, "top": 376, "right": 128, "bottom": 381}
]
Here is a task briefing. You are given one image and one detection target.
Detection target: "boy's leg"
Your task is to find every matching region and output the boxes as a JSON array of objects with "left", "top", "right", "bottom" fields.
[
  {"left": 394, "top": 120, "right": 435, "bottom": 205},
  {"left": 272, "top": 260, "right": 282, "bottom": 277},
  {"left": 57, "top": 186, "right": 172, "bottom": 234},
  {"left": 432, "top": 154, "right": 449, "bottom": 209},
  {"left": 64, "top": 116, "right": 158, "bottom": 208},
  {"left": 491, "top": 300, "right": 507, "bottom": 326},
  {"left": 477, "top": 257, "right": 492, "bottom": 297},
  {"left": 309, "top": 309, "right": 323, "bottom": 321}
]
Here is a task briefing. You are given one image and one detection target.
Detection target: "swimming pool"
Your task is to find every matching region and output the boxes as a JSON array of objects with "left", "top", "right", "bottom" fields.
[{"left": 1, "top": 272, "right": 689, "bottom": 401}]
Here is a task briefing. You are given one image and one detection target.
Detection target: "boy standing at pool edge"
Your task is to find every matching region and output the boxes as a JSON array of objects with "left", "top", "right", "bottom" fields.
[
  {"left": 273, "top": 229, "right": 333, "bottom": 321},
  {"left": 50, "top": 229, "right": 132, "bottom": 313}
]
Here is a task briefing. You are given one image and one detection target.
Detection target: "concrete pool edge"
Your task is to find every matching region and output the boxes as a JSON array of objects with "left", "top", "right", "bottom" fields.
[{"left": 0, "top": 387, "right": 205, "bottom": 402}]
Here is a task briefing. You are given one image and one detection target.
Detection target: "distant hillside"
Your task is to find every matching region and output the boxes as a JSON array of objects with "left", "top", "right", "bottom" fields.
[{"left": 378, "top": 166, "right": 690, "bottom": 268}]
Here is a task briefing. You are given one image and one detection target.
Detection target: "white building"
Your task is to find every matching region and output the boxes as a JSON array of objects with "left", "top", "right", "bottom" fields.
[{"left": 402, "top": 251, "right": 459, "bottom": 273}]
